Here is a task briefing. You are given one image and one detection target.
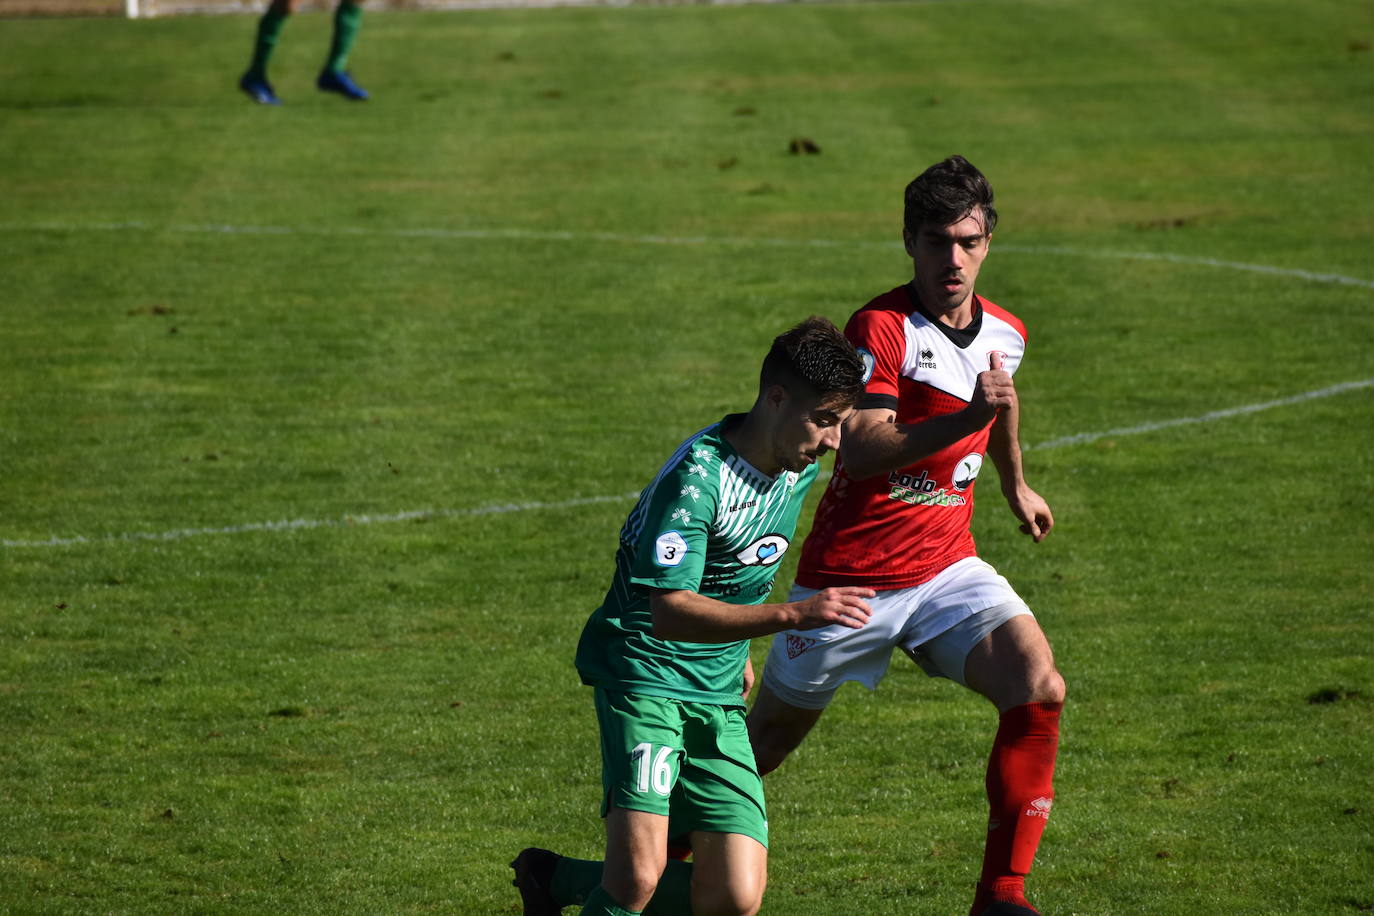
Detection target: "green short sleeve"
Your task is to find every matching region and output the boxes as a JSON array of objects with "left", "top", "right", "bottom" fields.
[{"left": 628, "top": 457, "right": 718, "bottom": 593}]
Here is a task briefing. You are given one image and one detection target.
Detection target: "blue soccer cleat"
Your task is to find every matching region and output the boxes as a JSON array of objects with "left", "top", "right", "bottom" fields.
[
  {"left": 238, "top": 72, "right": 281, "bottom": 105},
  {"left": 317, "top": 69, "right": 369, "bottom": 100}
]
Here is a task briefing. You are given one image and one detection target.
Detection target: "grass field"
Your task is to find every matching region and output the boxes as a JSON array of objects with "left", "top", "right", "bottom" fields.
[{"left": 3, "top": 0, "right": 1373, "bottom": 913}]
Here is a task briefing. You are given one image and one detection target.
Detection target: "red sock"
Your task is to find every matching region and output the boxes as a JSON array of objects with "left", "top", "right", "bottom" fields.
[{"left": 972, "top": 702, "right": 1061, "bottom": 913}]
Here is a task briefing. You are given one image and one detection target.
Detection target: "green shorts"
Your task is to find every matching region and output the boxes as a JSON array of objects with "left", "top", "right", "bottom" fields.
[{"left": 593, "top": 688, "right": 768, "bottom": 848}]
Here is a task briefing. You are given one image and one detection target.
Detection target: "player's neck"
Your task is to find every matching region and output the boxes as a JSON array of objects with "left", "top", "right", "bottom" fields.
[
  {"left": 935, "top": 299, "right": 977, "bottom": 329},
  {"left": 722, "top": 412, "right": 781, "bottom": 478},
  {"left": 910, "top": 281, "right": 978, "bottom": 330}
]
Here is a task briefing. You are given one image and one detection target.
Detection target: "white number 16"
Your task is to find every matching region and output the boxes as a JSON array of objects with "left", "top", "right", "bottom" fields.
[{"left": 631, "top": 743, "right": 675, "bottom": 796}]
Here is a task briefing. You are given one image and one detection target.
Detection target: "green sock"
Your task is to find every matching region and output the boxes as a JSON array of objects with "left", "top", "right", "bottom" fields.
[
  {"left": 572, "top": 860, "right": 692, "bottom": 916},
  {"left": 580, "top": 884, "right": 641, "bottom": 916},
  {"left": 323, "top": 0, "right": 362, "bottom": 75},
  {"left": 551, "top": 857, "right": 603, "bottom": 907},
  {"left": 247, "top": 5, "right": 289, "bottom": 80},
  {"left": 642, "top": 860, "right": 693, "bottom": 916}
]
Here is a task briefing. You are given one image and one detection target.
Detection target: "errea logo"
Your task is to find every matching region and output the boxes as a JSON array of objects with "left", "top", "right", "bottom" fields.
[
  {"left": 1026, "top": 797, "right": 1053, "bottom": 819},
  {"left": 919, "top": 347, "right": 937, "bottom": 370}
]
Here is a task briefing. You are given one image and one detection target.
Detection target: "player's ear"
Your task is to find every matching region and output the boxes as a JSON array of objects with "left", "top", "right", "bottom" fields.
[
  {"left": 765, "top": 383, "right": 788, "bottom": 411},
  {"left": 902, "top": 227, "right": 916, "bottom": 257}
]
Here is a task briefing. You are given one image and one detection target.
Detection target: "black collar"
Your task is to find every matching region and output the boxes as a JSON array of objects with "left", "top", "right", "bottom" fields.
[{"left": 906, "top": 282, "right": 983, "bottom": 349}]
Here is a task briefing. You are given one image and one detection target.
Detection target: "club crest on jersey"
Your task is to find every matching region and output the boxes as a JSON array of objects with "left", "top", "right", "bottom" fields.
[
  {"left": 654, "top": 530, "right": 689, "bottom": 567},
  {"left": 953, "top": 452, "right": 983, "bottom": 490},
  {"left": 785, "top": 633, "right": 817, "bottom": 659},
  {"left": 735, "top": 534, "right": 790, "bottom": 567},
  {"left": 856, "top": 347, "right": 876, "bottom": 385}
]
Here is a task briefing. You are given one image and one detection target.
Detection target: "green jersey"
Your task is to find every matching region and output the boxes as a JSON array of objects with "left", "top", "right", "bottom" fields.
[{"left": 575, "top": 415, "right": 820, "bottom": 708}]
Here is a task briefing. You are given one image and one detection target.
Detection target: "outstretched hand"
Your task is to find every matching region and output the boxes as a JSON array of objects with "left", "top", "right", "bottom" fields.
[{"left": 791, "top": 587, "right": 875, "bottom": 631}]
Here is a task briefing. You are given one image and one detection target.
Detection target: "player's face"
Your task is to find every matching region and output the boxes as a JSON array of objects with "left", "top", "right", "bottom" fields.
[
  {"left": 772, "top": 391, "right": 853, "bottom": 473},
  {"left": 905, "top": 210, "right": 991, "bottom": 318}
]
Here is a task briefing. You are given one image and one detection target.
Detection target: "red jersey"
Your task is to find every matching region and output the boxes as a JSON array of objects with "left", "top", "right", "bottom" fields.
[{"left": 796, "top": 285, "right": 1028, "bottom": 590}]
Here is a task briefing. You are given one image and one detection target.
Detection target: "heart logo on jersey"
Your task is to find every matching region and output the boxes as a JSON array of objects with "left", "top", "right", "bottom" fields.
[{"left": 735, "top": 534, "right": 790, "bottom": 567}]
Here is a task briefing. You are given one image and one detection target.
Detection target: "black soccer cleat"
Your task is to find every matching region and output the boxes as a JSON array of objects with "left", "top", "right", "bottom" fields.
[
  {"left": 978, "top": 902, "right": 1041, "bottom": 916},
  {"left": 510, "top": 847, "right": 563, "bottom": 915}
]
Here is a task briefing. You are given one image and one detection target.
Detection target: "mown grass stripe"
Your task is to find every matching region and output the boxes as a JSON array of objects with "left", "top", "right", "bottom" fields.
[
  {"left": 4, "top": 221, "right": 1373, "bottom": 290},
  {"left": 6, "top": 380, "right": 1368, "bottom": 550}
]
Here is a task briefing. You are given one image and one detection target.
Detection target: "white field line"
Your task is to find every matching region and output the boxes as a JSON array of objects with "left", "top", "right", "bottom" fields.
[
  {"left": 4, "top": 220, "right": 1374, "bottom": 290},
  {"left": 3, "top": 494, "right": 640, "bottom": 550},
  {"left": 135, "top": 0, "right": 964, "bottom": 18},
  {"left": 4, "top": 379, "right": 1371, "bottom": 550},
  {"left": 1025, "top": 378, "right": 1374, "bottom": 451},
  {"left": 994, "top": 244, "right": 1374, "bottom": 291}
]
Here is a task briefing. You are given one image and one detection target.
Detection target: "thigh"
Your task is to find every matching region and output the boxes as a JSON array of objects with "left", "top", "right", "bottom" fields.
[
  {"left": 670, "top": 704, "right": 770, "bottom": 848},
  {"left": 904, "top": 600, "right": 1032, "bottom": 687},
  {"left": 746, "top": 681, "right": 826, "bottom": 767},
  {"left": 963, "top": 614, "right": 1064, "bottom": 711},
  {"left": 603, "top": 806, "right": 670, "bottom": 910},
  {"left": 595, "top": 689, "right": 686, "bottom": 817}
]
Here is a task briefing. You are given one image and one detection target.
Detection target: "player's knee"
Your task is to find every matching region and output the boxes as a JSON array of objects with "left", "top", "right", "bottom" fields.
[
  {"left": 750, "top": 734, "right": 789, "bottom": 776},
  {"left": 693, "top": 875, "right": 764, "bottom": 916},
  {"left": 1031, "top": 666, "right": 1065, "bottom": 705},
  {"left": 747, "top": 690, "right": 823, "bottom": 776},
  {"left": 603, "top": 874, "right": 659, "bottom": 911},
  {"left": 602, "top": 861, "right": 665, "bottom": 911},
  {"left": 747, "top": 717, "right": 803, "bottom": 775}
]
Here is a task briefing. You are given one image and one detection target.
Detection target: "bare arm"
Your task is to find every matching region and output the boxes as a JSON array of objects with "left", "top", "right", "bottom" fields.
[
  {"left": 840, "top": 353, "right": 1017, "bottom": 481},
  {"left": 840, "top": 406, "right": 990, "bottom": 481},
  {"left": 649, "top": 586, "right": 875, "bottom": 643},
  {"left": 986, "top": 378, "right": 1054, "bottom": 542}
]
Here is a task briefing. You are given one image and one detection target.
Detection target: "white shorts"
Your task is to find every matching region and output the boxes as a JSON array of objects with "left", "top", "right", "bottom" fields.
[{"left": 761, "top": 556, "right": 1032, "bottom": 710}]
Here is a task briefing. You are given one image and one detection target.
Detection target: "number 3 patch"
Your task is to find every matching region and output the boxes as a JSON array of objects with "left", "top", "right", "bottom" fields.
[{"left": 654, "top": 531, "right": 689, "bottom": 567}]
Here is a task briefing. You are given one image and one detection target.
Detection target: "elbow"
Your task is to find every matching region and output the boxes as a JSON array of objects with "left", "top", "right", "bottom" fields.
[
  {"left": 845, "top": 463, "right": 884, "bottom": 482},
  {"left": 649, "top": 596, "right": 685, "bottom": 641},
  {"left": 648, "top": 612, "right": 673, "bottom": 641},
  {"left": 839, "top": 450, "right": 885, "bottom": 482}
]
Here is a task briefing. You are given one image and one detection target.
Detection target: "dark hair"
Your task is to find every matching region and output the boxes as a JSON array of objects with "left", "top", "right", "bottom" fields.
[
  {"left": 760, "top": 316, "right": 865, "bottom": 406},
  {"left": 903, "top": 155, "right": 998, "bottom": 236}
]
